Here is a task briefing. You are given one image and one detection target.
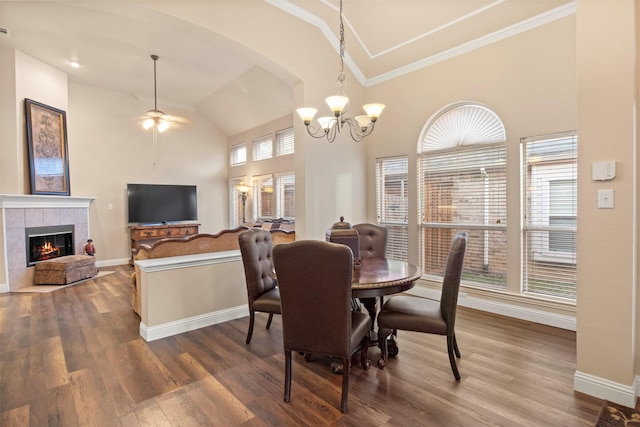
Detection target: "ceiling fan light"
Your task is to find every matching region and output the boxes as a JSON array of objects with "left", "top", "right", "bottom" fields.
[
  {"left": 157, "top": 119, "right": 170, "bottom": 132},
  {"left": 363, "top": 103, "right": 385, "bottom": 121},
  {"left": 142, "top": 118, "right": 155, "bottom": 129}
]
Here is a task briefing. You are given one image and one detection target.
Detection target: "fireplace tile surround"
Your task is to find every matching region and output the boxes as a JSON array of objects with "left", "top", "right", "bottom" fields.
[{"left": 1, "top": 195, "right": 95, "bottom": 292}]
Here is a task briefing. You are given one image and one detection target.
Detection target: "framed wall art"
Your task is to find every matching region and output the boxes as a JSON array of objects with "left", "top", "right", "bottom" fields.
[{"left": 25, "top": 99, "right": 70, "bottom": 195}]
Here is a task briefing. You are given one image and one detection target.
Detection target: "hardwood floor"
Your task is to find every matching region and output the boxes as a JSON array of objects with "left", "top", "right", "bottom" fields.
[{"left": 0, "top": 265, "right": 603, "bottom": 426}]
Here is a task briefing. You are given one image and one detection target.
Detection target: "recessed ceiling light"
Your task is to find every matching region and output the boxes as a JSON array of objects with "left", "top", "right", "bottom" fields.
[{"left": 68, "top": 60, "right": 81, "bottom": 68}]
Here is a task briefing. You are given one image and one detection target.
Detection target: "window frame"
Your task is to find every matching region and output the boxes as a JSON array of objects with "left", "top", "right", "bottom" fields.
[
  {"left": 253, "top": 134, "right": 273, "bottom": 161},
  {"left": 230, "top": 143, "right": 247, "bottom": 166}
]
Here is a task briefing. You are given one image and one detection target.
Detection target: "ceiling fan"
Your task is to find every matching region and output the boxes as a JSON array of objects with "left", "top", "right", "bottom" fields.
[{"left": 141, "top": 54, "right": 173, "bottom": 132}]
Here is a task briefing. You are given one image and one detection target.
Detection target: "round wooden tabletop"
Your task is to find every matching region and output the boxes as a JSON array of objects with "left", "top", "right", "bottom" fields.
[{"left": 352, "top": 258, "right": 422, "bottom": 298}]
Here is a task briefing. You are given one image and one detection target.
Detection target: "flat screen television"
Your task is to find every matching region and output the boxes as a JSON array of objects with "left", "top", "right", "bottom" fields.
[{"left": 127, "top": 183, "right": 198, "bottom": 225}]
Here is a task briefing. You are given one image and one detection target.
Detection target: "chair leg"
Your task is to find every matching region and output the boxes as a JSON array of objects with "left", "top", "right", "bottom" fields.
[
  {"left": 453, "top": 333, "right": 461, "bottom": 358},
  {"left": 284, "top": 350, "right": 292, "bottom": 403},
  {"left": 340, "top": 356, "right": 350, "bottom": 413},
  {"left": 360, "top": 334, "right": 371, "bottom": 370},
  {"left": 245, "top": 310, "right": 255, "bottom": 344},
  {"left": 266, "top": 313, "right": 274, "bottom": 329},
  {"left": 447, "top": 335, "right": 461, "bottom": 380},
  {"left": 377, "top": 327, "right": 393, "bottom": 369}
]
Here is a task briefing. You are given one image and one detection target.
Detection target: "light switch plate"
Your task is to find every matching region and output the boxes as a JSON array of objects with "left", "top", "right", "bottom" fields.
[{"left": 598, "top": 189, "right": 614, "bottom": 208}]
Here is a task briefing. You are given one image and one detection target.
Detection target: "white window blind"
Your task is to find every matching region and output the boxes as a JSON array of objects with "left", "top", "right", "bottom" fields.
[
  {"left": 253, "top": 135, "right": 272, "bottom": 161},
  {"left": 376, "top": 156, "right": 408, "bottom": 261},
  {"left": 229, "top": 178, "right": 247, "bottom": 227},
  {"left": 275, "top": 173, "right": 295, "bottom": 219},
  {"left": 419, "top": 144, "right": 507, "bottom": 289},
  {"left": 230, "top": 143, "right": 246, "bottom": 166},
  {"left": 522, "top": 133, "right": 577, "bottom": 300},
  {"left": 276, "top": 127, "right": 294, "bottom": 156},
  {"left": 253, "top": 174, "right": 274, "bottom": 220}
]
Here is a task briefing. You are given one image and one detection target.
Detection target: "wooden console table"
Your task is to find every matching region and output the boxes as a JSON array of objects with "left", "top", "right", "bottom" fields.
[{"left": 129, "top": 223, "right": 200, "bottom": 262}]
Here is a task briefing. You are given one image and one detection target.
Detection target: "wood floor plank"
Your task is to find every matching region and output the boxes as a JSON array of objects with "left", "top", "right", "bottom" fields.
[
  {"left": 183, "top": 376, "right": 256, "bottom": 425},
  {"left": 69, "top": 368, "right": 119, "bottom": 426},
  {"left": 0, "top": 347, "right": 31, "bottom": 412},
  {"left": 43, "top": 336, "right": 71, "bottom": 389},
  {"left": 0, "top": 265, "right": 606, "bottom": 426},
  {"left": 0, "top": 405, "right": 29, "bottom": 427},
  {"left": 154, "top": 388, "right": 218, "bottom": 427},
  {"left": 47, "top": 384, "right": 80, "bottom": 427}
]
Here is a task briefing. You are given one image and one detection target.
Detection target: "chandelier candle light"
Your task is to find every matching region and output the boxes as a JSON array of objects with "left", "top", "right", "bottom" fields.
[
  {"left": 296, "top": 0, "right": 384, "bottom": 143},
  {"left": 142, "top": 54, "right": 171, "bottom": 133}
]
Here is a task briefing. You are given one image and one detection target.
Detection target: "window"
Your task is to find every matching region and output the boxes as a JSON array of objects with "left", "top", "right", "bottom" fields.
[
  {"left": 253, "top": 135, "right": 273, "bottom": 161},
  {"left": 229, "top": 177, "right": 248, "bottom": 227},
  {"left": 418, "top": 103, "right": 507, "bottom": 290},
  {"left": 230, "top": 143, "right": 246, "bottom": 166},
  {"left": 522, "top": 133, "right": 577, "bottom": 299},
  {"left": 252, "top": 173, "right": 295, "bottom": 221},
  {"left": 253, "top": 174, "right": 274, "bottom": 219},
  {"left": 275, "top": 173, "right": 295, "bottom": 219},
  {"left": 276, "top": 127, "right": 294, "bottom": 156},
  {"left": 376, "top": 156, "right": 408, "bottom": 261}
]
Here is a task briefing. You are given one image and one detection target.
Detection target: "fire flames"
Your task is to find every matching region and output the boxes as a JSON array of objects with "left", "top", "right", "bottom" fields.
[{"left": 39, "top": 241, "right": 60, "bottom": 260}]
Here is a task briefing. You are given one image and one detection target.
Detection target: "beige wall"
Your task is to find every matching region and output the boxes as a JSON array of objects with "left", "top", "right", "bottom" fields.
[
  {"left": 139, "top": 255, "right": 247, "bottom": 331},
  {"left": 575, "top": 0, "right": 637, "bottom": 397}
]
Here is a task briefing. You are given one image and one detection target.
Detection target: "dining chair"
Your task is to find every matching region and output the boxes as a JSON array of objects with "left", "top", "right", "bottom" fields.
[
  {"left": 273, "top": 240, "right": 371, "bottom": 413},
  {"left": 238, "top": 229, "right": 281, "bottom": 344},
  {"left": 353, "top": 223, "right": 389, "bottom": 322},
  {"left": 376, "top": 231, "right": 467, "bottom": 379},
  {"left": 353, "top": 223, "right": 388, "bottom": 259}
]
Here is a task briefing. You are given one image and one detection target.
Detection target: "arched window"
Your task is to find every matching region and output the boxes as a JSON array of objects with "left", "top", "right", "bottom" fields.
[{"left": 418, "top": 102, "right": 507, "bottom": 289}]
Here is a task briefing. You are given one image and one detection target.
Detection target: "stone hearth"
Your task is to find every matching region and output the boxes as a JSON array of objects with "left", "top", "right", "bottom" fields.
[{"left": 0, "top": 195, "right": 95, "bottom": 292}]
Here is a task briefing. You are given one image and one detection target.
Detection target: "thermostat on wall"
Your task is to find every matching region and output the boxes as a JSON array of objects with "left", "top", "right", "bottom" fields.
[{"left": 592, "top": 161, "right": 616, "bottom": 181}]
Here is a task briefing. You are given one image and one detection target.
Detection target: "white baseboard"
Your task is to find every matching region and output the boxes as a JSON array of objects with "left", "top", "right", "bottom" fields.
[
  {"left": 407, "top": 287, "right": 576, "bottom": 331},
  {"left": 0, "top": 283, "right": 7, "bottom": 293},
  {"left": 140, "top": 305, "right": 249, "bottom": 342},
  {"left": 96, "top": 258, "right": 130, "bottom": 268},
  {"left": 574, "top": 370, "right": 638, "bottom": 407}
]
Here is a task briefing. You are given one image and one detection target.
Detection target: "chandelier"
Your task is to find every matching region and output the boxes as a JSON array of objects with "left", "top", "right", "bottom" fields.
[
  {"left": 142, "top": 54, "right": 171, "bottom": 132},
  {"left": 296, "top": 0, "right": 384, "bottom": 143}
]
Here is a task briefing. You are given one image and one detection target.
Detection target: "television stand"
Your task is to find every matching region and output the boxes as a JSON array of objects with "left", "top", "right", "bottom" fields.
[{"left": 129, "top": 223, "right": 200, "bottom": 263}]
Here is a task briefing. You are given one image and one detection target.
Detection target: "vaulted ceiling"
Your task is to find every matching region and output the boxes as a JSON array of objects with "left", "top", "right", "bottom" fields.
[{"left": 0, "top": 1, "right": 574, "bottom": 136}]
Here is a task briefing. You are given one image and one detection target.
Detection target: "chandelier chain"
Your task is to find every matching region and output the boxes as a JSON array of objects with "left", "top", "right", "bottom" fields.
[{"left": 337, "top": 0, "right": 346, "bottom": 93}]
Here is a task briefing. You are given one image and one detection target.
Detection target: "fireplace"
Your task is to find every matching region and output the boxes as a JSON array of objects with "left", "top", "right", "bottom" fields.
[{"left": 25, "top": 225, "right": 74, "bottom": 266}]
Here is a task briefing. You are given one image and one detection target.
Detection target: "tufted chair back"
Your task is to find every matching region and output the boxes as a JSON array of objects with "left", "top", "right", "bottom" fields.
[
  {"left": 354, "top": 223, "right": 388, "bottom": 259},
  {"left": 238, "top": 229, "right": 281, "bottom": 344}
]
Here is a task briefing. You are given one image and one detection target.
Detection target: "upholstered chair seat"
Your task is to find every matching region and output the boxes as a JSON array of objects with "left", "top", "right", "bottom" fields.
[{"left": 377, "top": 231, "right": 468, "bottom": 379}]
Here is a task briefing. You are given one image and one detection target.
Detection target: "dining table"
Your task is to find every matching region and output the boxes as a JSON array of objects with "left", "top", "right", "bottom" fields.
[
  {"left": 352, "top": 257, "right": 422, "bottom": 346},
  {"left": 329, "top": 257, "right": 422, "bottom": 373}
]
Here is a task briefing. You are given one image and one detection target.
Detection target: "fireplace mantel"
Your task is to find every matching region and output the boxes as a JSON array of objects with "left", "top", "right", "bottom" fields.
[{"left": 0, "top": 194, "right": 95, "bottom": 209}]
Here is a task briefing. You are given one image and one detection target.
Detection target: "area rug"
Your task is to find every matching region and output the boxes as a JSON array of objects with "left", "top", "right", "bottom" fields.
[
  {"left": 13, "top": 270, "right": 116, "bottom": 293},
  {"left": 596, "top": 400, "right": 640, "bottom": 426}
]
